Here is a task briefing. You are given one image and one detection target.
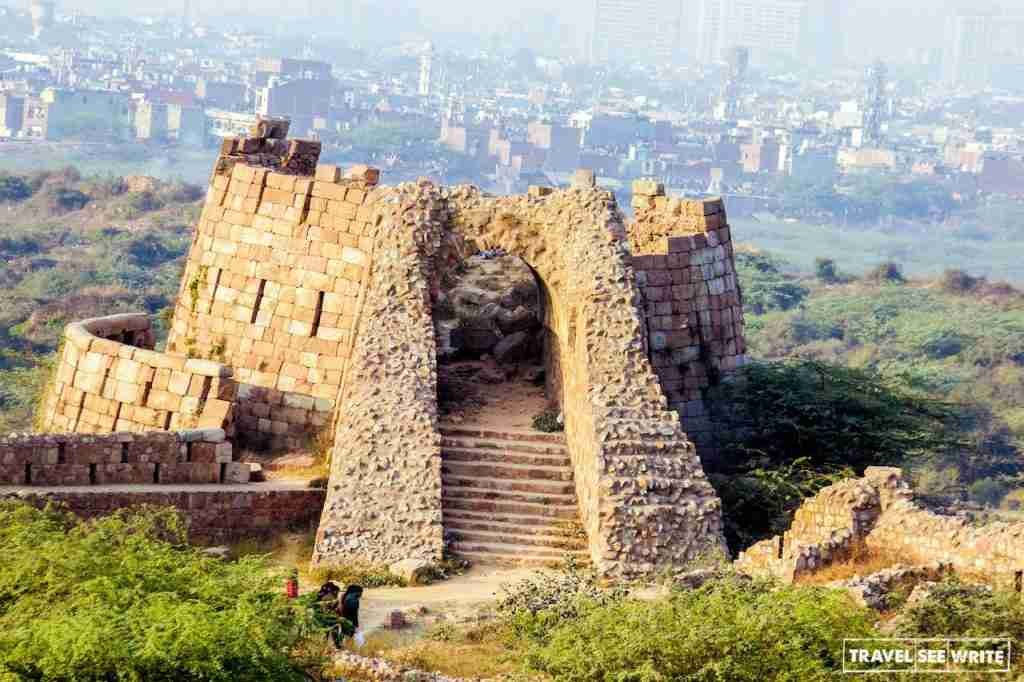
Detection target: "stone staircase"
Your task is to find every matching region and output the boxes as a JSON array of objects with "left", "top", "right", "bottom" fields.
[{"left": 440, "top": 423, "right": 590, "bottom": 567}]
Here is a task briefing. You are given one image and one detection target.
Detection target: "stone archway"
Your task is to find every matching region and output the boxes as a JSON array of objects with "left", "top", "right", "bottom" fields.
[{"left": 312, "top": 181, "right": 726, "bottom": 578}]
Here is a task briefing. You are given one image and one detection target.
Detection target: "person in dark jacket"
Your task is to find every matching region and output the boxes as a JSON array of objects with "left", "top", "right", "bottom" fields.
[{"left": 340, "top": 584, "right": 364, "bottom": 631}]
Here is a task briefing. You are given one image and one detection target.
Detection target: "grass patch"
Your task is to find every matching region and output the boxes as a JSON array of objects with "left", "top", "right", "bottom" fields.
[{"left": 531, "top": 408, "right": 563, "bottom": 433}]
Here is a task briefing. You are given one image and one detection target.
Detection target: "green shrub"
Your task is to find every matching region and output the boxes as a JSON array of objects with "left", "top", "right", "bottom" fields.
[
  {"left": 967, "top": 477, "right": 1010, "bottom": 507},
  {"left": 520, "top": 575, "right": 876, "bottom": 681},
  {"left": 736, "top": 251, "right": 809, "bottom": 314},
  {"left": 865, "top": 261, "right": 905, "bottom": 284},
  {"left": 532, "top": 408, "right": 563, "bottom": 433},
  {"left": 0, "top": 502, "right": 327, "bottom": 681},
  {"left": 707, "top": 360, "right": 964, "bottom": 550},
  {"left": 0, "top": 174, "right": 32, "bottom": 202},
  {"left": 898, "top": 578, "right": 1024, "bottom": 645}
]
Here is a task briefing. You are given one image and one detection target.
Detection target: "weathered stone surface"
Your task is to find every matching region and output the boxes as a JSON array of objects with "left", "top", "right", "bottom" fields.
[
  {"left": 493, "top": 331, "right": 531, "bottom": 365},
  {"left": 389, "top": 558, "right": 434, "bottom": 585}
]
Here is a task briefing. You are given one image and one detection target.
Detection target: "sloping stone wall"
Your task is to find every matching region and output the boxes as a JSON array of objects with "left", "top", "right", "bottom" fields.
[
  {"left": 628, "top": 185, "right": 747, "bottom": 462},
  {"left": 167, "top": 156, "right": 381, "bottom": 450},
  {"left": 39, "top": 314, "right": 235, "bottom": 435},
  {"left": 737, "top": 467, "right": 1024, "bottom": 587}
]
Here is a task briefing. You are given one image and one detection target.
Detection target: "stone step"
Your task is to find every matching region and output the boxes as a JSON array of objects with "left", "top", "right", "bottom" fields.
[
  {"left": 447, "top": 539, "right": 589, "bottom": 564},
  {"left": 443, "top": 446, "right": 572, "bottom": 468},
  {"left": 443, "top": 508, "right": 579, "bottom": 528},
  {"left": 441, "top": 496, "right": 580, "bottom": 520},
  {"left": 449, "top": 550, "right": 584, "bottom": 568},
  {"left": 444, "top": 514, "right": 585, "bottom": 541},
  {"left": 439, "top": 424, "right": 566, "bottom": 445},
  {"left": 442, "top": 460, "right": 574, "bottom": 483},
  {"left": 440, "top": 436, "right": 568, "bottom": 456},
  {"left": 446, "top": 527, "right": 588, "bottom": 551},
  {"left": 442, "top": 481, "right": 577, "bottom": 501}
]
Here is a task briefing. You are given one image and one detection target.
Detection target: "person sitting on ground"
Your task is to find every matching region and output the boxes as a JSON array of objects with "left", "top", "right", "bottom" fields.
[
  {"left": 341, "top": 584, "right": 364, "bottom": 644},
  {"left": 301, "top": 581, "right": 354, "bottom": 648}
]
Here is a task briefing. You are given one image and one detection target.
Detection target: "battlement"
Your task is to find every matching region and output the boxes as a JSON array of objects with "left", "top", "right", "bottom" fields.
[{"left": 629, "top": 179, "right": 729, "bottom": 254}]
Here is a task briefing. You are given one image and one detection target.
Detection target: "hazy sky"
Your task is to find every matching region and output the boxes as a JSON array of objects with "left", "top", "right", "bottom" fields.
[{"left": 56, "top": 0, "right": 984, "bottom": 59}]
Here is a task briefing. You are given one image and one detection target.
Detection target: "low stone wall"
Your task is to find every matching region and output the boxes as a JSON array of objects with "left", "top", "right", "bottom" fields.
[
  {"left": 737, "top": 467, "right": 1024, "bottom": 587},
  {"left": 39, "top": 313, "right": 236, "bottom": 435},
  {"left": 1, "top": 487, "right": 325, "bottom": 543},
  {"left": 0, "top": 429, "right": 233, "bottom": 485}
]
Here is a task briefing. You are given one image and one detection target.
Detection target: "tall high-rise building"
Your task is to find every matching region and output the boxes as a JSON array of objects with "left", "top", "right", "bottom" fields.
[
  {"left": 697, "top": 0, "right": 810, "bottom": 63},
  {"left": 590, "top": 0, "right": 685, "bottom": 64},
  {"left": 943, "top": 9, "right": 998, "bottom": 86},
  {"left": 863, "top": 59, "right": 887, "bottom": 146},
  {"left": 29, "top": 0, "right": 55, "bottom": 38},
  {"left": 418, "top": 42, "right": 433, "bottom": 97}
]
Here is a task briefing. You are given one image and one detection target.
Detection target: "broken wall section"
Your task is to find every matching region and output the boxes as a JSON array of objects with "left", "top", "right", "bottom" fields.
[
  {"left": 737, "top": 467, "right": 1024, "bottom": 588},
  {"left": 628, "top": 183, "right": 746, "bottom": 463},
  {"left": 38, "top": 313, "right": 236, "bottom": 436}
]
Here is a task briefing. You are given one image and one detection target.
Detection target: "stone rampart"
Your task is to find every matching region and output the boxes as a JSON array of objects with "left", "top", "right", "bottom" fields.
[
  {"left": 54, "top": 122, "right": 746, "bottom": 578},
  {"left": 737, "top": 467, "right": 1024, "bottom": 587},
  {"left": 1, "top": 486, "right": 325, "bottom": 543},
  {"left": 628, "top": 184, "right": 746, "bottom": 460},
  {"left": 0, "top": 429, "right": 233, "bottom": 485},
  {"left": 39, "top": 313, "right": 236, "bottom": 435}
]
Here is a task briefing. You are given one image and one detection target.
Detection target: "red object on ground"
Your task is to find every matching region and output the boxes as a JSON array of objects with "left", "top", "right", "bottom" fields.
[{"left": 286, "top": 578, "right": 299, "bottom": 599}]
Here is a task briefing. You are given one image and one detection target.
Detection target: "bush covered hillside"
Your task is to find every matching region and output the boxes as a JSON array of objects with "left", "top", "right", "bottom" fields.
[
  {"left": 0, "top": 169, "right": 200, "bottom": 432},
  {"left": 715, "top": 247, "right": 1024, "bottom": 549}
]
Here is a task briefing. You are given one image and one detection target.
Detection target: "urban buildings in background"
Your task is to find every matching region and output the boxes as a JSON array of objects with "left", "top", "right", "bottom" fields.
[{"left": 0, "top": 0, "right": 1021, "bottom": 209}]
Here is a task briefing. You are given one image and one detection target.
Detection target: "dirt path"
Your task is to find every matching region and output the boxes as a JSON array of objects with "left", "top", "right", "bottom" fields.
[{"left": 358, "top": 565, "right": 538, "bottom": 632}]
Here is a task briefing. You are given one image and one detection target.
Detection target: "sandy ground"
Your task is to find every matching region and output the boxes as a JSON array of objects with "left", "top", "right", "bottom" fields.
[
  {"left": 358, "top": 565, "right": 539, "bottom": 632},
  {"left": 439, "top": 360, "right": 551, "bottom": 431}
]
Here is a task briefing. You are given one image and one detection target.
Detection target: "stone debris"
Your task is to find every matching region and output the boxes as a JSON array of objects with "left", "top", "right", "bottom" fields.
[
  {"left": 834, "top": 562, "right": 951, "bottom": 611},
  {"left": 333, "top": 651, "right": 478, "bottom": 682}
]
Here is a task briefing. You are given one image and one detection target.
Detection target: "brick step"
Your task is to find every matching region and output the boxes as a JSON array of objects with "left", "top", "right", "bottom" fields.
[
  {"left": 442, "top": 481, "right": 577, "bottom": 501},
  {"left": 439, "top": 424, "right": 566, "bottom": 445},
  {"left": 446, "top": 527, "right": 587, "bottom": 551},
  {"left": 447, "top": 539, "right": 589, "bottom": 564},
  {"left": 441, "top": 496, "right": 580, "bottom": 519},
  {"left": 442, "top": 460, "right": 574, "bottom": 483},
  {"left": 443, "top": 447, "right": 572, "bottom": 468},
  {"left": 440, "top": 436, "right": 568, "bottom": 456},
  {"left": 443, "top": 508, "right": 580, "bottom": 528}
]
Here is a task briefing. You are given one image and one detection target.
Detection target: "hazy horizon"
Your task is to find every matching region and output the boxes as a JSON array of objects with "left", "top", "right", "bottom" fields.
[{"left": 35, "top": 0, "right": 1003, "bottom": 61}]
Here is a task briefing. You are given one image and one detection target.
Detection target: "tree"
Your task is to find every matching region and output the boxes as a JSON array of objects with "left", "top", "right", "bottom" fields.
[
  {"left": 707, "top": 360, "right": 965, "bottom": 549},
  {"left": 814, "top": 257, "right": 839, "bottom": 284}
]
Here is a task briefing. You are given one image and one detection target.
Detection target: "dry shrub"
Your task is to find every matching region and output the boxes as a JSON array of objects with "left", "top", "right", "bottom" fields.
[{"left": 797, "top": 541, "right": 905, "bottom": 585}]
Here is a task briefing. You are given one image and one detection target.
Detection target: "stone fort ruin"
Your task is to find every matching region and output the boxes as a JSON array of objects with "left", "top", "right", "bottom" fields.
[{"left": 23, "top": 120, "right": 748, "bottom": 577}]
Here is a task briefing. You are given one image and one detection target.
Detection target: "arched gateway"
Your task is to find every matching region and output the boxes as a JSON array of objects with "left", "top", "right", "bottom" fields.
[{"left": 42, "top": 123, "right": 745, "bottom": 578}]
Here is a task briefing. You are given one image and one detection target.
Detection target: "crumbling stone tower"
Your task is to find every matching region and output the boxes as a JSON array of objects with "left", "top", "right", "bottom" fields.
[{"left": 126, "top": 122, "right": 746, "bottom": 577}]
